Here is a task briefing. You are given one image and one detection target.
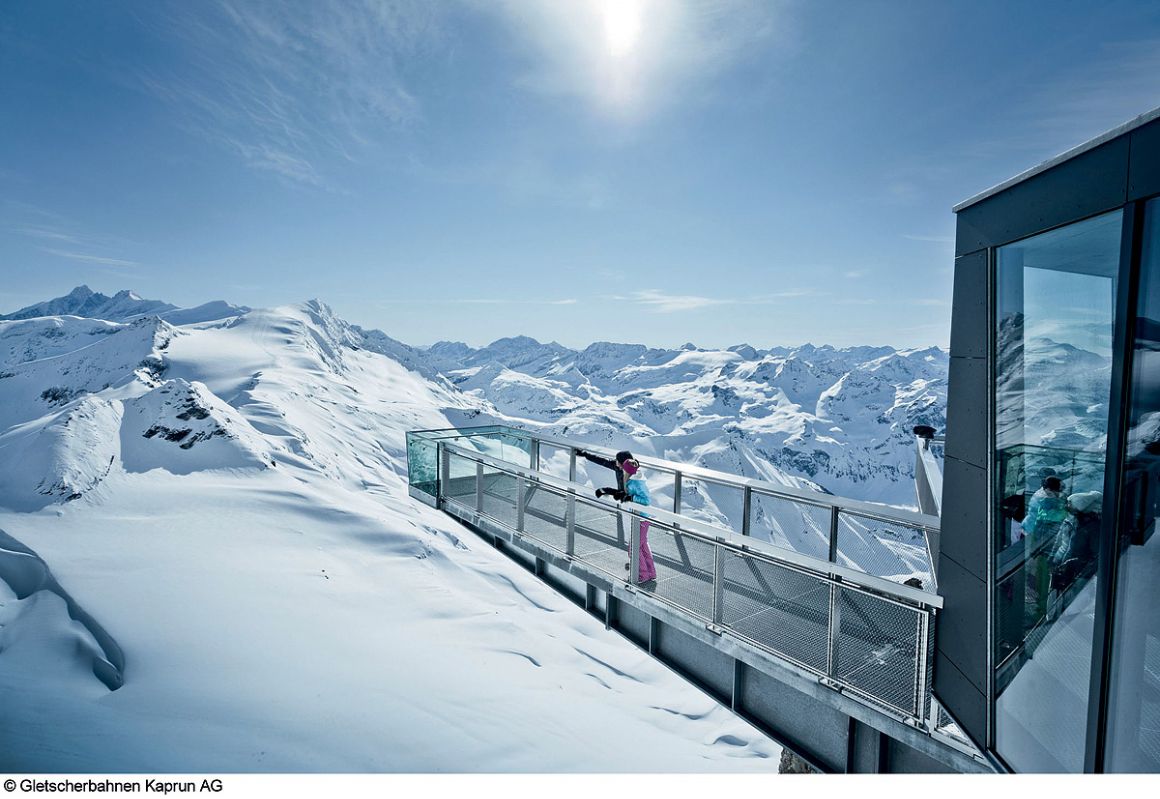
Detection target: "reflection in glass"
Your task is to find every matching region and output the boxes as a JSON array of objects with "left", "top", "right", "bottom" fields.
[
  {"left": 993, "top": 211, "right": 1122, "bottom": 772},
  {"left": 1107, "top": 200, "right": 1160, "bottom": 772}
]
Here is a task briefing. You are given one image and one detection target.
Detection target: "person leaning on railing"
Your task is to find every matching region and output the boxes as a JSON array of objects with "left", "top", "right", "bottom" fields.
[
  {"left": 575, "top": 448, "right": 634, "bottom": 501},
  {"left": 576, "top": 448, "right": 657, "bottom": 583}
]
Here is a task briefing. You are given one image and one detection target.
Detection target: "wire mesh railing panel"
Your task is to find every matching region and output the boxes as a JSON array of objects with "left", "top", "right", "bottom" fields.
[
  {"left": 572, "top": 501, "right": 630, "bottom": 578},
  {"left": 749, "top": 491, "right": 832, "bottom": 560},
  {"left": 834, "top": 586, "right": 921, "bottom": 715},
  {"left": 835, "top": 511, "right": 934, "bottom": 588},
  {"left": 720, "top": 553, "right": 831, "bottom": 672},
  {"left": 427, "top": 433, "right": 944, "bottom": 728},
  {"left": 643, "top": 522, "right": 716, "bottom": 622},
  {"left": 479, "top": 470, "right": 518, "bottom": 528},
  {"left": 522, "top": 485, "right": 570, "bottom": 553}
]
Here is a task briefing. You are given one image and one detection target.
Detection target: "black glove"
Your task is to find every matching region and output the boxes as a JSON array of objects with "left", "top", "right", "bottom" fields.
[
  {"left": 611, "top": 489, "right": 629, "bottom": 503},
  {"left": 576, "top": 449, "right": 588, "bottom": 458}
]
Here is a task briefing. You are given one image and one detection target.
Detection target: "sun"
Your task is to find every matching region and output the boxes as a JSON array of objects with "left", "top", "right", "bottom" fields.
[{"left": 596, "top": 0, "right": 644, "bottom": 59}]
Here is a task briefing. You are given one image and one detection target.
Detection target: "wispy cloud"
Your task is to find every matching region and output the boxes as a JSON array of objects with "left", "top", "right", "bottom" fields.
[
  {"left": 624, "top": 287, "right": 821, "bottom": 313},
  {"left": 40, "top": 248, "right": 140, "bottom": 267},
  {"left": 133, "top": 1, "right": 442, "bottom": 188},
  {"left": 379, "top": 297, "right": 578, "bottom": 306},
  {"left": 480, "top": 0, "right": 796, "bottom": 122},
  {"left": 6, "top": 205, "right": 141, "bottom": 268},
  {"left": 12, "top": 225, "right": 81, "bottom": 244},
  {"left": 629, "top": 289, "right": 729, "bottom": 313},
  {"left": 451, "top": 297, "right": 578, "bottom": 306},
  {"left": 843, "top": 270, "right": 866, "bottom": 279}
]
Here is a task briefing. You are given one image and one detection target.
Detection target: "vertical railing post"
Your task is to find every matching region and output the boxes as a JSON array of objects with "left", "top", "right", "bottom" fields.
[
  {"left": 516, "top": 474, "right": 526, "bottom": 533},
  {"left": 569, "top": 448, "right": 577, "bottom": 482},
  {"left": 673, "top": 471, "right": 683, "bottom": 514},
  {"left": 629, "top": 513, "right": 641, "bottom": 585},
  {"left": 529, "top": 439, "right": 540, "bottom": 472},
  {"left": 741, "top": 486, "right": 752, "bottom": 537},
  {"left": 565, "top": 492, "right": 576, "bottom": 556},
  {"left": 439, "top": 445, "right": 450, "bottom": 506},
  {"left": 826, "top": 583, "right": 842, "bottom": 680},
  {"left": 828, "top": 506, "right": 840, "bottom": 563},
  {"left": 475, "top": 461, "right": 484, "bottom": 513},
  {"left": 712, "top": 544, "right": 725, "bottom": 626},
  {"left": 914, "top": 609, "right": 930, "bottom": 723}
]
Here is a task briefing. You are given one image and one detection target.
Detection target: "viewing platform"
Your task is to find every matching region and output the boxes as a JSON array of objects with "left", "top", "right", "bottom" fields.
[{"left": 407, "top": 425, "right": 987, "bottom": 773}]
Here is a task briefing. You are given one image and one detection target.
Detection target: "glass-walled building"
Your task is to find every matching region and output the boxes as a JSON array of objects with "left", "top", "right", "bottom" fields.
[{"left": 933, "top": 107, "right": 1160, "bottom": 772}]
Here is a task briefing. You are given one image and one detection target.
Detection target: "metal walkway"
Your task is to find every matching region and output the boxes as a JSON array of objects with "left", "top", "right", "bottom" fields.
[{"left": 407, "top": 425, "right": 987, "bottom": 773}]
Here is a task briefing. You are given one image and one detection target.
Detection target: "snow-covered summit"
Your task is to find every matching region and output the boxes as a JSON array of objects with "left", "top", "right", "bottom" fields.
[
  {"left": 1, "top": 285, "right": 178, "bottom": 322},
  {"left": 0, "top": 285, "right": 252, "bottom": 326}
]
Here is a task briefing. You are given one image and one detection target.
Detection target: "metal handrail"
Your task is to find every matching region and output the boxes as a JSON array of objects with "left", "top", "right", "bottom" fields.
[
  {"left": 914, "top": 433, "right": 944, "bottom": 518},
  {"left": 440, "top": 439, "right": 942, "bottom": 610},
  {"left": 434, "top": 437, "right": 942, "bottom": 723},
  {"left": 413, "top": 424, "right": 940, "bottom": 533}
]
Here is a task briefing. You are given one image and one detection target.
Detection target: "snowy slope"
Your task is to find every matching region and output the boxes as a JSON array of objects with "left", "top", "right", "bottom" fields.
[{"left": 0, "top": 299, "right": 781, "bottom": 772}]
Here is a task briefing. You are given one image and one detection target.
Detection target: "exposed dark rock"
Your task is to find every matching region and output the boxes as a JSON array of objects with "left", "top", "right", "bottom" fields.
[
  {"left": 778, "top": 749, "right": 816, "bottom": 774},
  {"left": 40, "top": 386, "right": 81, "bottom": 405}
]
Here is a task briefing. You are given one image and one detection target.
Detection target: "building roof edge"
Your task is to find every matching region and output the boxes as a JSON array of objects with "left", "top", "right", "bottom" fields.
[{"left": 953, "top": 106, "right": 1160, "bottom": 213}]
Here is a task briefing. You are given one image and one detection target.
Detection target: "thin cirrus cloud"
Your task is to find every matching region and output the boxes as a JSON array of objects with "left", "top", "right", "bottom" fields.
[
  {"left": 625, "top": 288, "right": 818, "bottom": 313},
  {"left": 40, "top": 248, "right": 140, "bottom": 268},
  {"left": 379, "top": 297, "right": 577, "bottom": 306},
  {"left": 8, "top": 211, "right": 140, "bottom": 268},
  {"left": 132, "top": 1, "right": 439, "bottom": 188},
  {"left": 451, "top": 298, "right": 578, "bottom": 306}
]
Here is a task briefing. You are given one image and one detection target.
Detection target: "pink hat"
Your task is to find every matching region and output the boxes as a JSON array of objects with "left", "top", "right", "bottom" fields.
[{"left": 621, "top": 458, "right": 640, "bottom": 476}]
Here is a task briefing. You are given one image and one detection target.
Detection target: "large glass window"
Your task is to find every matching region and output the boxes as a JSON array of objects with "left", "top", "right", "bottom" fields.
[
  {"left": 994, "top": 211, "right": 1123, "bottom": 772},
  {"left": 1106, "top": 199, "right": 1160, "bottom": 772}
]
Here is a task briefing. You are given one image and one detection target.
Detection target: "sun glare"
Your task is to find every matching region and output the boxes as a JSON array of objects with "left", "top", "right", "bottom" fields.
[{"left": 597, "top": 0, "right": 644, "bottom": 59}]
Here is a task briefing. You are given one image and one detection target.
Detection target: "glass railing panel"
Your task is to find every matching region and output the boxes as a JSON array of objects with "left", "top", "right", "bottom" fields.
[
  {"left": 678, "top": 477, "right": 745, "bottom": 534},
  {"left": 534, "top": 441, "right": 574, "bottom": 481},
  {"left": 835, "top": 512, "right": 934, "bottom": 588},
  {"left": 478, "top": 468, "right": 518, "bottom": 528},
  {"left": 405, "top": 431, "right": 439, "bottom": 497},
  {"left": 441, "top": 451, "right": 479, "bottom": 506},
  {"left": 521, "top": 484, "right": 570, "bottom": 554},
  {"left": 748, "top": 490, "right": 831, "bottom": 560}
]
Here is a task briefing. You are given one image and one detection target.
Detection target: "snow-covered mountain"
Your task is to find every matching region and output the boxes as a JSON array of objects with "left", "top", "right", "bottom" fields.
[
  {"left": 429, "top": 338, "right": 948, "bottom": 508},
  {"left": 0, "top": 285, "right": 251, "bottom": 326},
  {"left": 0, "top": 285, "right": 177, "bottom": 322},
  {"left": 0, "top": 290, "right": 784, "bottom": 771}
]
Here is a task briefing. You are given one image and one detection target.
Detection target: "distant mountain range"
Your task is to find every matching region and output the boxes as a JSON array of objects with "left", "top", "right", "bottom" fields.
[
  {"left": 0, "top": 285, "right": 249, "bottom": 325},
  {"left": 421, "top": 336, "right": 948, "bottom": 508}
]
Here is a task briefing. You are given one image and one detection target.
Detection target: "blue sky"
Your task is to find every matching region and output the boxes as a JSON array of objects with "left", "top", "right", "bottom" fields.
[{"left": 2, "top": 0, "right": 1159, "bottom": 349}]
